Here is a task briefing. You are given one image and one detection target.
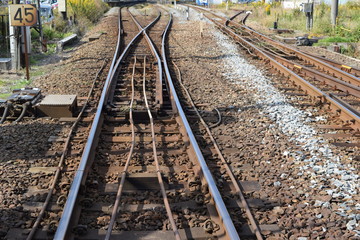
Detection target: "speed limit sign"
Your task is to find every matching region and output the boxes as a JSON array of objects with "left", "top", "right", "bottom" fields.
[{"left": 9, "top": 4, "right": 37, "bottom": 26}]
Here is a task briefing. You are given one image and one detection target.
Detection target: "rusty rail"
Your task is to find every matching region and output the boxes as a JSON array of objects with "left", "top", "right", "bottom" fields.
[
  {"left": 228, "top": 21, "right": 360, "bottom": 86},
  {"left": 142, "top": 56, "right": 181, "bottom": 240},
  {"left": 306, "top": 52, "right": 360, "bottom": 77},
  {"left": 54, "top": 11, "right": 159, "bottom": 240},
  {"left": 191, "top": 5, "right": 360, "bottom": 86},
  {"left": 161, "top": 11, "right": 240, "bottom": 240},
  {"left": 189, "top": 5, "right": 360, "bottom": 131},
  {"left": 104, "top": 57, "right": 137, "bottom": 240},
  {"left": 264, "top": 50, "right": 360, "bottom": 98},
  {"left": 173, "top": 61, "right": 263, "bottom": 240}
]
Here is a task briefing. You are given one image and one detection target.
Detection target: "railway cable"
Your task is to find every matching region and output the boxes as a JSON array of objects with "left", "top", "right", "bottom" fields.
[{"left": 172, "top": 60, "right": 264, "bottom": 240}]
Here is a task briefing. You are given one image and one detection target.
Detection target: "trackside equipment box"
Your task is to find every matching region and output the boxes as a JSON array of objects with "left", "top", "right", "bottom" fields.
[{"left": 37, "top": 95, "right": 77, "bottom": 118}]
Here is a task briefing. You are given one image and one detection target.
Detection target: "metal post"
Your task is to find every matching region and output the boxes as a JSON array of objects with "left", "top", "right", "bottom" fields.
[
  {"left": 331, "top": 0, "right": 338, "bottom": 26},
  {"left": 306, "top": 12, "right": 311, "bottom": 30},
  {"left": 23, "top": 26, "right": 30, "bottom": 80},
  {"left": 36, "top": 0, "right": 45, "bottom": 52},
  {"left": 186, "top": 6, "right": 189, "bottom": 20},
  {"left": 174, "top": 0, "right": 176, "bottom": 8},
  {"left": 200, "top": 13, "right": 203, "bottom": 38},
  {"left": 304, "top": 0, "right": 314, "bottom": 31}
]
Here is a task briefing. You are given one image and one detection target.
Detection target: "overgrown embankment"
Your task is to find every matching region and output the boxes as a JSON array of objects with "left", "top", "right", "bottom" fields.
[{"left": 219, "top": 1, "right": 360, "bottom": 58}]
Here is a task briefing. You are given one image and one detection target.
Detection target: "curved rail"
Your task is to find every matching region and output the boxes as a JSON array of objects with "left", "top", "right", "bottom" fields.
[
  {"left": 26, "top": 59, "right": 108, "bottom": 240},
  {"left": 189, "top": 5, "right": 360, "bottom": 130},
  {"left": 161, "top": 12, "right": 240, "bottom": 240},
  {"left": 191, "top": 5, "right": 360, "bottom": 86},
  {"left": 128, "top": 8, "right": 164, "bottom": 107},
  {"left": 142, "top": 56, "right": 181, "bottom": 240},
  {"left": 105, "top": 57, "right": 137, "bottom": 240},
  {"left": 54, "top": 11, "right": 159, "bottom": 240},
  {"left": 229, "top": 18, "right": 360, "bottom": 86},
  {"left": 173, "top": 61, "right": 263, "bottom": 239},
  {"left": 0, "top": 102, "right": 11, "bottom": 124}
]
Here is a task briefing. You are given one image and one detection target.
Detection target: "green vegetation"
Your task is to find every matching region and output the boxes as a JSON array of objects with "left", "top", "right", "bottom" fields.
[
  {"left": 68, "top": 0, "right": 109, "bottom": 23},
  {"left": 67, "top": 0, "right": 109, "bottom": 35},
  {"left": 227, "top": 0, "right": 360, "bottom": 58},
  {"left": 318, "top": 36, "right": 352, "bottom": 43},
  {"left": 0, "top": 78, "right": 31, "bottom": 99}
]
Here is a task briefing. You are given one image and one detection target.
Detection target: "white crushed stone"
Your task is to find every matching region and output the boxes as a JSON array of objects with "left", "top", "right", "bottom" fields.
[
  {"left": 168, "top": 5, "right": 202, "bottom": 23},
  {"left": 196, "top": 12, "right": 360, "bottom": 234}
]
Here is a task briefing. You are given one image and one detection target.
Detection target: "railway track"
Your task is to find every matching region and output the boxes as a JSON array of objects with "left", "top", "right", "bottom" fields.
[
  {"left": 3, "top": 3, "right": 360, "bottom": 240},
  {"left": 3, "top": 5, "right": 271, "bottom": 240},
  {"left": 4, "top": 11, "right": 122, "bottom": 240},
  {"left": 189, "top": 5, "right": 360, "bottom": 132},
  {"left": 53, "top": 6, "right": 239, "bottom": 240}
]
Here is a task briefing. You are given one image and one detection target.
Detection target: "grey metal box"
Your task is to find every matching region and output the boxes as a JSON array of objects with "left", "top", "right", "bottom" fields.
[{"left": 37, "top": 95, "right": 77, "bottom": 118}]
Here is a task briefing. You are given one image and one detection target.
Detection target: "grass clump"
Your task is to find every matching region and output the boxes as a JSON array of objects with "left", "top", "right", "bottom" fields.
[
  {"left": 231, "top": 0, "right": 360, "bottom": 57},
  {"left": 318, "top": 36, "right": 352, "bottom": 43}
]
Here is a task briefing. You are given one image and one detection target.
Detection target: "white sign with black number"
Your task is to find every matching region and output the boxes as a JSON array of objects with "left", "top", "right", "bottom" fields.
[{"left": 9, "top": 4, "right": 37, "bottom": 26}]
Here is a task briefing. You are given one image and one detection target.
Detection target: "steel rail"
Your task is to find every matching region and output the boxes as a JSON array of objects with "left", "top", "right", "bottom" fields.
[
  {"left": 54, "top": 12, "right": 160, "bottom": 240},
  {"left": 240, "top": 31, "right": 360, "bottom": 90},
  {"left": 128, "top": 8, "right": 164, "bottom": 108},
  {"left": 234, "top": 23, "right": 360, "bottom": 80},
  {"left": 105, "top": 57, "right": 137, "bottom": 240},
  {"left": 305, "top": 52, "right": 360, "bottom": 77},
  {"left": 107, "top": 10, "right": 160, "bottom": 97},
  {"left": 127, "top": 8, "right": 180, "bottom": 238},
  {"left": 142, "top": 56, "right": 181, "bottom": 240},
  {"left": 208, "top": 17, "right": 360, "bottom": 130},
  {"left": 228, "top": 22, "right": 360, "bottom": 86},
  {"left": 173, "top": 61, "right": 263, "bottom": 240},
  {"left": 161, "top": 12, "right": 240, "bottom": 240},
  {"left": 231, "top": 23, "right": 360, "bottom": 98},
  {"left": 190, "top": 5, "right": 360, "bottom": 86},
  {"left": 264, "top": 50, "right": 360, "bottom": 98},
  {"left": 26, "top": 59, "right": 108, "bottom": 240}
]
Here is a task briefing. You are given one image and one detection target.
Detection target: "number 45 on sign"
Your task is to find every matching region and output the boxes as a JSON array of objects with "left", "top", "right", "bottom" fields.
[{"left": 9, "top": 4, "right": 37, "bottom": 26}]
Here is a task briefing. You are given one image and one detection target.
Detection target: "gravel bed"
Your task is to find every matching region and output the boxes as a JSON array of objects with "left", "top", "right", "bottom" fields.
[
  {"left": 167, "top": 5, "right": 360, "bottom": 239},
  {"left": 0, "top": 8, "right": 119, "bottom": 236}
]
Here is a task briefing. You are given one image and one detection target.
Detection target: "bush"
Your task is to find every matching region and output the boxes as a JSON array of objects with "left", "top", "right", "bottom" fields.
[
  {"left": 31, "top": 28, "right": 40, "bottom": 39},
  {"left": 318, "top": 36, "right": 352, "bottom": 43},
  {"left": 71, "top": 15, "right": 92, "bottom": 36},
  {"left": 43, "top": 26, "right": 65, "bottom": 40},
  {"left": 68, "top": 0, "right": 109, "bottom": 23},
  {"left": 345, "top": 0, "right": 360, "bottom": 10},
  {"left": 53, "top": 12, "right": 69, "bottom": 33}
]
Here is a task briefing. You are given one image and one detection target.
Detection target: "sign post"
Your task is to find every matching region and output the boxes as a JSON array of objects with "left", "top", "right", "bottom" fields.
[
  {"left": 23, "top": 26, "right": 29, "bottom": 80},
  {"left": 9, "top": 4, "right": 37, "bottom": 80}
]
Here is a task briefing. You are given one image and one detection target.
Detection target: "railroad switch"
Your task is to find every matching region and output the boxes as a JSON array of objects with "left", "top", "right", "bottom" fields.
[{"left": 0, "top": 87, "right": 42, "bottom": 124}]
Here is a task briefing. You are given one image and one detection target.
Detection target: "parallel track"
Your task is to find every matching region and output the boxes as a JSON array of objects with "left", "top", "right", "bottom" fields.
[{"left": 189, "top": 5, "right": 360, "bottom": 131}]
